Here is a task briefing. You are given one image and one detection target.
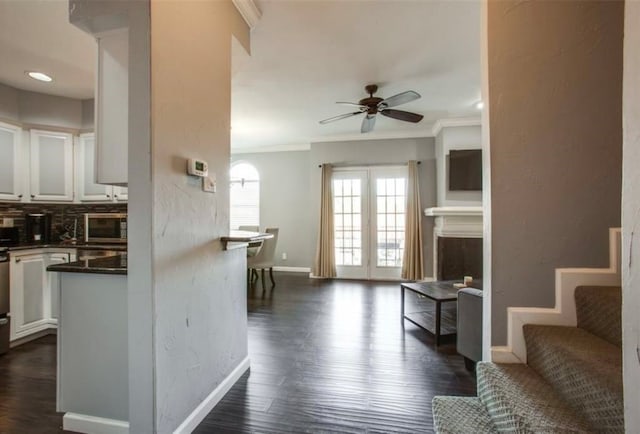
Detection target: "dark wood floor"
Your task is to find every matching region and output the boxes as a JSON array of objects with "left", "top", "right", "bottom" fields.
[
  {"left": 0, "top": 274, "right": 475, "bottom": 433},
  {"left": 0, "top": 334, "right": 67, "bottom": 434},
  {"left": 195, "top": 273, "right": 476, "bottom": 433}
]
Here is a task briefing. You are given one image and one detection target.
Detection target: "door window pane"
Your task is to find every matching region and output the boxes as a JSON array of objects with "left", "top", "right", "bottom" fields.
[
  {"left": 376, "top": 177, "right": 406, "bottom": 268},
  {"left": 333, "top": 177, "right": 362, "bottom": 267}
]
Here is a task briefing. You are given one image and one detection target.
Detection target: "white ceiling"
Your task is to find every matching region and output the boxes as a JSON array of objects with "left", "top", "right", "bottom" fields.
[
  {"left": 232, "top": 0, "right": 482, "bottom": 150},
  {"left": 0, "top": 0, "right": 95, "bottom": 99},
  {"left": 0, "top": 0, "right": 481, "bottom": 149}
]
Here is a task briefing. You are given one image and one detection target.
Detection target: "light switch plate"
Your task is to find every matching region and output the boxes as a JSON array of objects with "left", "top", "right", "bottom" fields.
[{"left": 202, "top": 176, "right": 216, "bottom": 193}]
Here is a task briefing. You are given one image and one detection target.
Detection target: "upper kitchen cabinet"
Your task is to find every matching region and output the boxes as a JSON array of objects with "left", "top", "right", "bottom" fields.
[
  {"left": 78, "top": 133, "right": 113, "bottom": 201},
  {"left": 95, "top": 29, "right": 128, "bottom": 186},
  {"left": 0, "top": 122, "right": 22, "bottom": 201},
  {"left": 30, "top": 130, "right": 74, "bottom": 202}
]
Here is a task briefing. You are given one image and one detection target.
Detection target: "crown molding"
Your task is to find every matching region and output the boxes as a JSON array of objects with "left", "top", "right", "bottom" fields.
[
  {"left": 431, "top": 117, "right": 481, "bottom": 137},
  {"left": 232, "top": 0, "right": 262, "bottom": 29},
  {"left": 310, "top": 127, "right": 436, "bottom": 144},
  {"left": 232, "top": 143, "right": 311, "bottom": 154}
]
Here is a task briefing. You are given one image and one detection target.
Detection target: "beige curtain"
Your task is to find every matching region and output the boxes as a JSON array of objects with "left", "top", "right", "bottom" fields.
[
  {"left": 402, "top": 160, "right": 424, "bottom": 280},
  {"left": 314, "top": 164, "right": 337, "bottom": 278}
]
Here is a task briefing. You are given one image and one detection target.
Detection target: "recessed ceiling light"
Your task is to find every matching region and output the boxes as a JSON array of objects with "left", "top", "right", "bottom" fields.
[
  {"left": 26, "top": 71, "right": 53, "bottom": 82},
  {"left": 475, "top": 101, "right": 484, "bottom": 110}
]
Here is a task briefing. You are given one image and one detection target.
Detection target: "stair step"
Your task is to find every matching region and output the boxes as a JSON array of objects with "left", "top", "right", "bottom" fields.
[
  {"left": 432, "top": 396, "right": 497, "bottom": 434},
  {"left": 524, "top": 325, "right": 623, "bottom": 433},
  {"left": 575, "top": 286, "right": 621, "bottom": 347},
  {"left": 476, "top": 362, "right": 592, "bottom": 433}
]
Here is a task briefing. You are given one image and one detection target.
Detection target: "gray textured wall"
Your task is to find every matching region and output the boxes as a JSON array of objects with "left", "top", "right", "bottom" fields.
[
  {"left": 231, "top": 151, "right": 312, "bottom": 268},
  {"left": 232, "top": 137, "right": 437, "bottom": 276},
  {"left": 310, "top": 137, "right": 437, "bottom": 278},
  {"left": 0, "top": 84, "right": 19, "bottom": 121},
  {"left": 487, "top": 0, "right": 623, "bottom": 345},
  {"left": 148, "top": 1, "right": 249, "bottom": 432},
  {"left": 0, "top": 82, "right": 94, "bottom": 130}
]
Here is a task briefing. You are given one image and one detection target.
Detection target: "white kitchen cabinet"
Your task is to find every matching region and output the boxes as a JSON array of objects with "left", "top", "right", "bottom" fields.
[
  {"left": 114, "top": 186, "right": 128, "bottom": 202},
  {"left": 78, "top": 133, "right": 114, "bottom": 201},
  {"left": 9, "top": 249, "right": 74, "bottom": 341},
  {"left": 10, "top": 252, "right": 47, "bottom": 341},
  {"left": 0, "top": 121, "right": 23, "bottom": 201},
  {"left": 30, "top": 130, "right": 74, "bottom": 202},
  {"left": 95, "top": 29, "right": 128, "bottom": 185}
]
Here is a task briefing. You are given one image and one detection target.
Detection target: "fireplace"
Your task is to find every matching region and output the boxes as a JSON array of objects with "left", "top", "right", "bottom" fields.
[{"left": 425, "top": 207, "right": 483, "bottom": 281}]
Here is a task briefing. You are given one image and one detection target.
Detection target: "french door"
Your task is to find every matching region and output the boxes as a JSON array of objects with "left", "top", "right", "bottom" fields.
[{"left": 333, "top": 167, "right": 407, "bottom": 280}]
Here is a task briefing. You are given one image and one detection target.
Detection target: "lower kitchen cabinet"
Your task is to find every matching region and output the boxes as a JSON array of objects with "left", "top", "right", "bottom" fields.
[{"left": 9, "top": 249, "right": 75, "bottom": 341}]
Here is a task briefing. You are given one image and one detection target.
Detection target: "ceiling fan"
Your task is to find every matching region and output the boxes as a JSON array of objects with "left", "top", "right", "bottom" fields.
[{"left": 319, "top": 84, "right": 424, "bottom": 133}]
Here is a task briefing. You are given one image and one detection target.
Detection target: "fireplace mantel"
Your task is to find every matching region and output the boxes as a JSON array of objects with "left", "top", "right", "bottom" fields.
[{"left": 424, "top": 206, "right": 483, "bottom": 238}]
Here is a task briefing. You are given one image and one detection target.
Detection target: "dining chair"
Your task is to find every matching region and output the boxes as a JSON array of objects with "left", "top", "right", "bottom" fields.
[{"left": 247, "top": 228, "right": 279, "bottom": 291}]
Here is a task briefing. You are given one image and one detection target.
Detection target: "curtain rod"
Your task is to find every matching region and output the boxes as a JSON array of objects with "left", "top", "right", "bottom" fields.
[{"left": 318, "top": 161, "right": 420, "bottom": 168}]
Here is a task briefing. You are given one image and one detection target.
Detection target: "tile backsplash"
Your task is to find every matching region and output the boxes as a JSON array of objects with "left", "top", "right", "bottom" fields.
[{"left": 0, "top": 202, "right": 127, "bottom": 244}]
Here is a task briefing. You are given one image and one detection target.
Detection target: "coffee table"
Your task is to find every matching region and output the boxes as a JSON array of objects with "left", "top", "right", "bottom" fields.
[{"left": 401, "top": 281, "right": 459, "bottom": 345}]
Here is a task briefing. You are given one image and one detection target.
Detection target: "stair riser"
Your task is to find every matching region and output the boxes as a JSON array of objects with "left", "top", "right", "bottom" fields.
[{"left": 575, "top": 286, "right": 622, "bottom": 347}]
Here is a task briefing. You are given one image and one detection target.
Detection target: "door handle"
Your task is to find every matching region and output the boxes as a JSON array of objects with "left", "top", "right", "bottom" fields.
[{"left": 15, "top": 258, "right": 21, "bottom": 263}]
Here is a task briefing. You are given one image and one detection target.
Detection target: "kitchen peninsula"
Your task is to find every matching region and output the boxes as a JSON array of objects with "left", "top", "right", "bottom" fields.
[
  {"left": 46, "top": 230, "right": 269, "bottom": 433},
  {"left": 48, "top": 254, "right": 129, "bottom": 432}
]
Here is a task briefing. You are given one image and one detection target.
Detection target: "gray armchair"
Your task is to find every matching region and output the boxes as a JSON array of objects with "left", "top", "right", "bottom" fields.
[{"left": 457, "top": 287, "right": 483, "bottom": 371}]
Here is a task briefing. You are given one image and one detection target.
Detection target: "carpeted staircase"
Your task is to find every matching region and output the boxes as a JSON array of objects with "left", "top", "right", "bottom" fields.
[{"left": 432, "top": 285, "right": 623, "bottom": 433}]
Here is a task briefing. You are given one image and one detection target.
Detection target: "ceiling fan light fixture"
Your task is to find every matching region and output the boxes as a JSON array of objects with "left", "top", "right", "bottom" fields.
[
  {"left": 475, "top": 101, "right": 484, "bottom": 110},
  {"left": 319, "top": 84, "right": 423, "bottom": 133},
  {"left": 26, "top": 71, "right": 53, "bottom": 82}
]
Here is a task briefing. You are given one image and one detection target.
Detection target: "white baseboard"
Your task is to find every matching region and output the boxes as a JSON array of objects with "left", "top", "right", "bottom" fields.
[
  {"left": 63, "top": 412, "right": 129, "bottom": 434},
  {"left": 272, "top": 266, "right": 311, "bottom": 273},
  {"left": 173, "top": 356, "right": 250, "bottom": 434},
  {"left": 10, "top": 326, "right": 56, "bottom": 348}
]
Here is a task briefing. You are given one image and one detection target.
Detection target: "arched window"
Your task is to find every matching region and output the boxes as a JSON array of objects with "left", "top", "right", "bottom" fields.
[{"left": 230, "top": 162, "right": 260, "bottom": 230}]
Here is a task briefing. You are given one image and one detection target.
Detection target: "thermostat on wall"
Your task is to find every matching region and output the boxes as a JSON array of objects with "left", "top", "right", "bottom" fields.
[{"left": 187, "top": 158, "right": 208, "bottom": 177}]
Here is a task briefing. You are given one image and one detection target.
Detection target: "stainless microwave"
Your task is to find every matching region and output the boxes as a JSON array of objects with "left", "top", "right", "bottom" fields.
[{"left": 84, "top": 213, "right": 127, "bottom": 244}]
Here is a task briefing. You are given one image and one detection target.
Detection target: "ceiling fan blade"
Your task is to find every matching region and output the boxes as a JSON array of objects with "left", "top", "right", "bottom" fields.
[
  {"left": 319, "top": 111, "right": 363, "bottom": 124},
  {"left": 380, "top": 109, "right": 424, "bottom": 123},
  {"left": 336, "top": 101, "right": 368, "bottom": 109},
  {"left": 361, "top": 114, "right": 376, "bottom": 133},
  {"left": 379, "top": 90, "right": 421, "bottom": 108}
]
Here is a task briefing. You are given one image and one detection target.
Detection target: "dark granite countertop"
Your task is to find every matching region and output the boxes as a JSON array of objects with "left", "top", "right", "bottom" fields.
[
  {"left": 47, "top": 254, "right": 128, "bottom": 275},
  {"left": 8, "top": 243, "right": 127, "bottom": 252}
]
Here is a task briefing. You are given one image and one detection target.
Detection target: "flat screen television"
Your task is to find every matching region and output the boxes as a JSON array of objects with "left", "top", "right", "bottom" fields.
[{"left": 449, "top": 149, "right": 482, "bottom": 191}]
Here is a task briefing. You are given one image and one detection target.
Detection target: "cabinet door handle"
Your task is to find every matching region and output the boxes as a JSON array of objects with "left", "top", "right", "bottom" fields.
[
  {"left": 15, "top": 258, "right": 21, "bottom": 263},
  {"left": 30, "top": 194, "right": 35, "bottom": 198},
  {"left": 18, "top": 194, "right": 23, "bottom": 198},
  {"left": 106, "top": 194, "right": 111, "bottom": 198},
  {"left": 114, "top": 195, "right": 118, "bottom": 199},
  {"left": 0, "top": 318, "right": 8, "bottom": 325}
]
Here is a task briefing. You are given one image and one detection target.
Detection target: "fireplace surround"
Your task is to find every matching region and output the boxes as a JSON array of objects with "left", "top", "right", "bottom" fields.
[{"left": 425, "top": 207, "right": 483, "bottom": 281}]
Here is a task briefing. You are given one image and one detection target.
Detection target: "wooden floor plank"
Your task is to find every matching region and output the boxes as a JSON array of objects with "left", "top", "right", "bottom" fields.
[{"left": 195, "top": 273, "right": 476, "bottom": 433}]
